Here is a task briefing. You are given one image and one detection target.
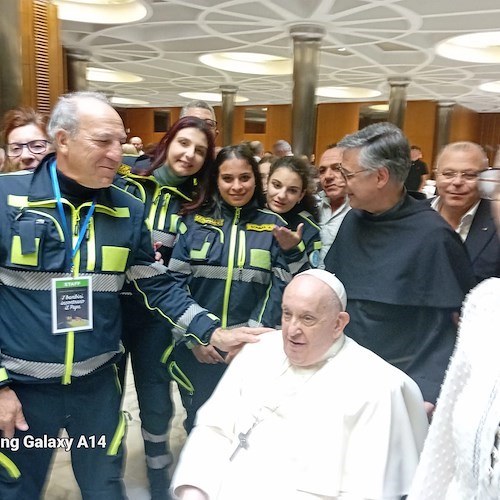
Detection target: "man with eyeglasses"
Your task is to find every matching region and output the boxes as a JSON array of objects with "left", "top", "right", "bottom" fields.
[
  {"left": 324, "top": 122, "right": 476, "bottom": 417},
  {"left": 180, "top": 100, "right": 219, "bottom": 141},
  {"left": 432, "top": 141, "right": 500, "bottom": 283}
]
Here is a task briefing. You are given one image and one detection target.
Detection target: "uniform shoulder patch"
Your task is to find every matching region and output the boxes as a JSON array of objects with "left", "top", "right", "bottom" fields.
[{"left": 117, "top": 164, "right": 131, "bottom": 176}]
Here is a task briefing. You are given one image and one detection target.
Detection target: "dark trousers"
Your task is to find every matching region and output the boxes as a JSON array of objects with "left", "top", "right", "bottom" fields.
[
  {"left": 0, "top": 366, "right": 125, "bottom": 500},
  {"left": 120, "top": 296, "right": 174, "bottom": 499},
  {"left": 171, "top": 343, "right": 227, "bottom": 433}
]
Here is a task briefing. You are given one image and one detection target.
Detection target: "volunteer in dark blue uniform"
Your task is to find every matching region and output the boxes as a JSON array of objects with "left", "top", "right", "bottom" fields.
[
  {"left": 168, "top": 144, "right": 293, "bottom": 432},
  {"left": 266, "top": 155, "right": 321, "bottom": 273},
  {"left": 0, "top": 93, "right": 260, "bottom": 500},
  {"left": 117, "top": 116, "right": 214, "bottom": 499}
]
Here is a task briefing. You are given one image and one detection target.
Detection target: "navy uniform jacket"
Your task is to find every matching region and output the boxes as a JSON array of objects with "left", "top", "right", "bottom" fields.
[
  {"left": 280, "top": 209, "right": 321, "bottom": 274},
  {"left": 167, "top": 200, "right": 292, "bottom": 340},
  {"left": 324, "top": 194, "right": 476, "bottom": 403},
  {"left": 0, "top": 155, "right": 219, "bottom": 386},
  {"left": 465, "top": 199, "right": 500, "bottom": 283}
]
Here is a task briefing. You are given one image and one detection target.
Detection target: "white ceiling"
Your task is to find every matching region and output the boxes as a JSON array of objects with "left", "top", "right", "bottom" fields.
[{"left": 59, "top": 0, "right": 500, "bottom": 112}]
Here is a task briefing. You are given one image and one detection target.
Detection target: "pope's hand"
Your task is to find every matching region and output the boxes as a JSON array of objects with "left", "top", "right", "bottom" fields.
[
  {"left": 0, "top": 387, "right": 29, "bottom": 438},
  {"left": 210, "top": 326, "right": 271, "bottom": 352}
]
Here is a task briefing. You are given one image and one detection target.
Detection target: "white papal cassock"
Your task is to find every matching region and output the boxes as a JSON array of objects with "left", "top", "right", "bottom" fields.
[{"left": 172, "top": 331, "right": 428, "bottom": 500}]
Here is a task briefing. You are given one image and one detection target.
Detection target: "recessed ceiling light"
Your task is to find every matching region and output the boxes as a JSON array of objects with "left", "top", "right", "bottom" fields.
[
  {"left": 179, "top": 92, "right": 249, "bottom": 103},
  {"left": 369, "top": 104, "right": 389, "bottom": 112},
  {"left": 87, "top": 67, "right": 143, "bottom": 83},
  {"left": 110, "top": 96, "right": 150, "bottom": 106},
  {"left": 199, "top": 53, "right": 292, "bottom": 75},
  {"left": 436, "top": 32, "right": 500, "bottom": 63},
  {"left": 53, "top": 0, "right": 148, "bottom": 24},
  {"left": 316, "top": 86, "right": 382, "bottom": 99},
  {"left": 479, "top": 81, "right": 500, "bottom": 93}
]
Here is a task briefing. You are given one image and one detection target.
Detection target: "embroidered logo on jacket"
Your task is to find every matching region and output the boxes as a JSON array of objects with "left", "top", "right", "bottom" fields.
[
  {"left": 246, "top": 223, "right": 275, "bottom": 231},
  {"left": 194, "top": 214, "right": 224, "bottom": 226}
]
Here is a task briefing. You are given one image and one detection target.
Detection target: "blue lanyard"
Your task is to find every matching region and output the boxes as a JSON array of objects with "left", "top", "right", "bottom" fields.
[{"left": 50, "top": 160, "right": 96, "bottom": 270}]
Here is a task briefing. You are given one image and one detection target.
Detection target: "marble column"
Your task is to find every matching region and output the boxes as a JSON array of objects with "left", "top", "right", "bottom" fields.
[
  {"left": 289, "top": 24, "right": 325, "bottom": 158},
  {"left": 387, "top": 77, "right": 410, "bottom": 130},
  {"left": 66, "top": 50, "right": 90, "bottom": 92},
  {"left": 434, "top": 100, "right": 455, "bottom": 160},
  {"left": 220, "top": 85, "right": 238, "bottom": 146}
]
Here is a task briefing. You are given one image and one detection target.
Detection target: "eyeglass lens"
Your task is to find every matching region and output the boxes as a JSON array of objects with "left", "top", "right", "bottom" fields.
[{"left": 7, "top": 140, "right": 49, "bottom": 157}]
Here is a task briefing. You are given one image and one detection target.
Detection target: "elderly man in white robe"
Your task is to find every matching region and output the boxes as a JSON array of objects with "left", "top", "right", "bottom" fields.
[{"left": 171, "top": 269, "right": 428, "bottom": 500}]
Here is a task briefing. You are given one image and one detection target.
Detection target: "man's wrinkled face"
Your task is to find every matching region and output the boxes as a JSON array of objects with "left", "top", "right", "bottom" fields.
[
  {"left": 281, "top": 276, "right": 343, "bottom": 367},
  {"left": 57, "top": 99, "right": 127, "bottom": 189}
]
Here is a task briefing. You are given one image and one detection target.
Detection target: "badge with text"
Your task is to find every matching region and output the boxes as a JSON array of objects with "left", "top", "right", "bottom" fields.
[{"left": 51, "top": 277, "right": 93, "bottom": 334}]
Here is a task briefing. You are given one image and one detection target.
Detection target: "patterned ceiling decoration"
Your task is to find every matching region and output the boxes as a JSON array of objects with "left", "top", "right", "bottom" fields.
[{"left": 60, "top": 0, "right": 500, "bottom": 111}]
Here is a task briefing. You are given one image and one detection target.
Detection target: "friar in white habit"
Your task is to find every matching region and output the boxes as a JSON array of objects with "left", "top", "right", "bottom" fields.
[{"left": 171, "top": 269, "right": 428, "bottom": 500}]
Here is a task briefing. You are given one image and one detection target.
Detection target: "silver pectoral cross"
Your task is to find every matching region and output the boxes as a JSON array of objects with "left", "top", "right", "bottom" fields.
[{"left": 229, "top": 430, "right": 251, "bottom": 461}]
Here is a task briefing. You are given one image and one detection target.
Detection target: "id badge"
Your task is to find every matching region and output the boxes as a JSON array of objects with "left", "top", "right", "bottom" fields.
[{"left": 51, "top": 277, "right": 93, "bottom": 334}]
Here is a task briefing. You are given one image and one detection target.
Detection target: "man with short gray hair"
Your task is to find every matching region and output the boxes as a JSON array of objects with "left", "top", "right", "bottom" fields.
[
  {"left": 324, "top": 122, "right": 476, "bottom": 414},
  {"left": 272, "top": 139, "right": 293, "bottom": 157},
  {"left": 180, "top": 100, "right": 218, "bottom": 139}
]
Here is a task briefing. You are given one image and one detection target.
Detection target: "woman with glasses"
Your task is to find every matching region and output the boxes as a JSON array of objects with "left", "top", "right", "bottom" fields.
[
  {"left": 266, "top": 155, "right": 322, "bottom": 273},
  {"left": 168, "top": 144, "right": 292, "bottom": 433},
  {"left": 117, "top": 115, "right": 215, "bottom": 499},
  {"left": 1, "top": 107, "right": 52, "bottom": 172}
]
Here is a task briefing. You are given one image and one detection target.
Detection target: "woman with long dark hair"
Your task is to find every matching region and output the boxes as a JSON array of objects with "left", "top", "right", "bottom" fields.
[
  {"left": 168, "top": 144, "right": 293, "bottom": 432},
  {"left": 117, "top": 116, "right": 215, "bottom": 499}
]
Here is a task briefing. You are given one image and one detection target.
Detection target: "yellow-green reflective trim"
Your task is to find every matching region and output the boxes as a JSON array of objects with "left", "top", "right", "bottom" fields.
[
  {"left": 62, "top": 331, "right": 75, "bottom": 385},
  {"left": 190, "top": 241, "right": 211, "bottom": 260},
  {"left": 158, "top": 194, "right": 170, "bottom": 230},
  {"left": 10, "top": 236, "right": 40, "bottom": 267},
  {"left": 147, "top": 189, "right": 161, "bottom": 230},
  {"left": 160, "top": 340, "right": 175, "bottom": 364},
  {"left": 107, "top": 411, "right": 126, "bottom": 456},
  {"left": 237, "top": 230, "right": 246, "bottom": 268},
  {"left": 169, "top": 214, "right": 180, "bottom": 234},
  {"left": 112, "top": 363, "right": 123, "bottom": 395},
  {"left": 86, "top": 218, "right": 96, "bottom": 272},
  {"left": 313, "top": 241, "right": 322, "bottom": 250},
  {"left": 0, "top": 368, "right": 8, "bottom": 382},
  {"left": 0, "top": 453, "right": 21, "bottom": 479},
  {"left": 297, "top": 240, "right": 306, "bottom": 252},
  {"left": 94, "top": 206, "right": 130, "bottom": 218},
  {"left": 168, "top": 361, "right": 194, "bottom": 395},
  {"left": 222, "top": 208, "right": 240, "bottom": 328},
  {"left": 7, "top": 194, "right": 29, "bottom": 207}
]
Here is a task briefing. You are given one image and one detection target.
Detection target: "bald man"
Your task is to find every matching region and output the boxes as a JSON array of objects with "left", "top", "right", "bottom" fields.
[{"left": 172, "top": 269, "right": 428, "bottom": 500}]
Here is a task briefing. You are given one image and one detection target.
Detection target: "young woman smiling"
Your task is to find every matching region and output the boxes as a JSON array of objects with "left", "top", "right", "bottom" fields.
[
  {"left": 266, "top": 155, "right": 321, "bottom": 273},
  {"left": 167, "top": 144, "right": 295, "bottom": 432},
  {"left": 117, "top": 116, "right": 215, "bottom": 498}
]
